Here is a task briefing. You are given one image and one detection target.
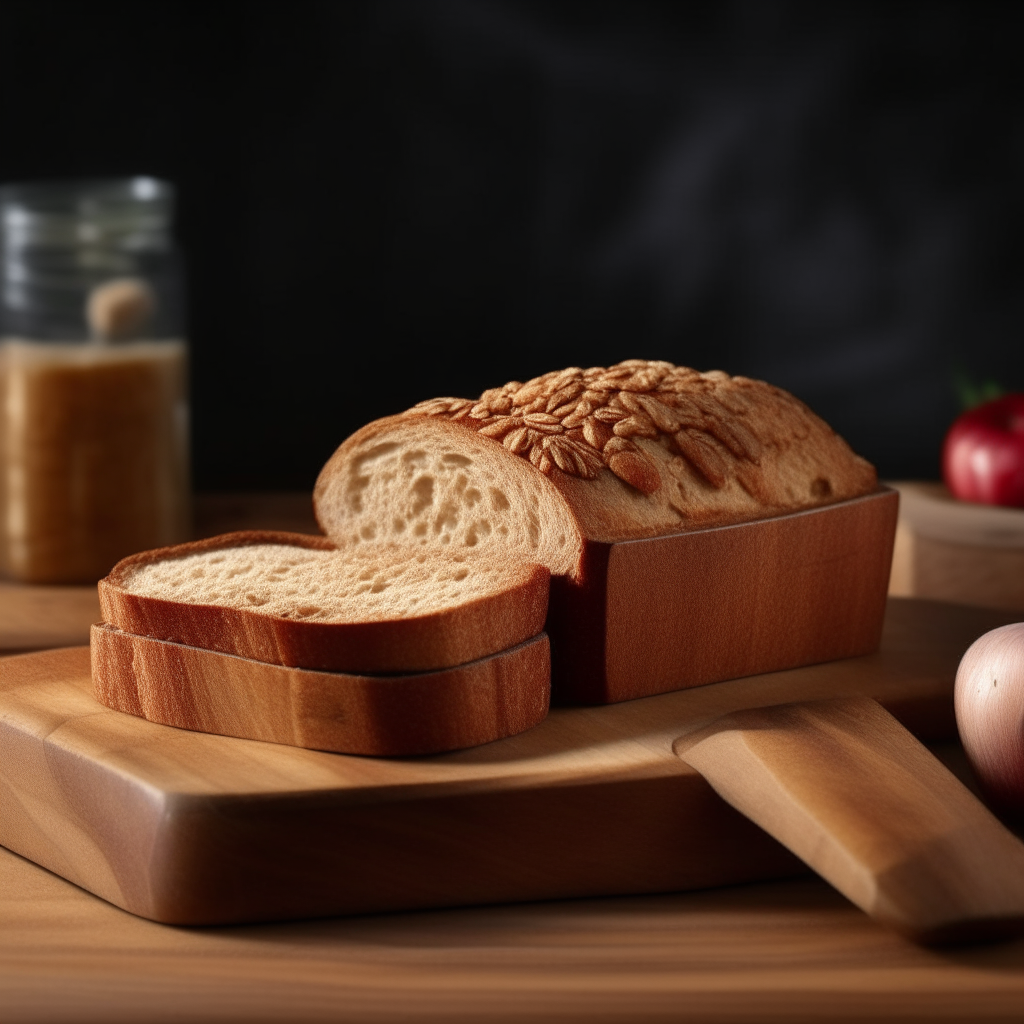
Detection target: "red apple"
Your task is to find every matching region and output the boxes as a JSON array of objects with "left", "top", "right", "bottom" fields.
[{"left": 942, "top": 393, "right": 1024, "bottom": 507}]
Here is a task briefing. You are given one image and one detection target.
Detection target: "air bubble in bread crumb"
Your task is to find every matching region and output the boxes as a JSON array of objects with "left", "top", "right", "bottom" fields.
[
  {"left": 411, "top": 475, "right": 434, "bottom": 514},
  {"left": 296, "top": 605, "right": 321, "bottom": 617},
  {"left": 402, "top": 448, "right": 428, "bottom": 467},
  {"left": 433, "top": 501, "right": 459, "bottom": 534}
]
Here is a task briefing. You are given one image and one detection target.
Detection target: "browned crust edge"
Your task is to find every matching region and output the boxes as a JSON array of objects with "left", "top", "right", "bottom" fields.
[
  {"left": 98, "top": 531, "right": 551, "bottom": 674},
  {"left": 400, "top": 361, "right": 877, "bottom": 501},
  {"left": 90, "top": 623, "right": 551, "bottom": 756}
]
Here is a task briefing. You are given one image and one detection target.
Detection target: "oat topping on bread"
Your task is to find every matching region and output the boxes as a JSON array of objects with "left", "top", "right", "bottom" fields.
[
  {"left": 406, "top": 360, "right": 873, "bottom": 500},
  {"left": 315, "top": 360, "right": 877, "bottom": 576}
]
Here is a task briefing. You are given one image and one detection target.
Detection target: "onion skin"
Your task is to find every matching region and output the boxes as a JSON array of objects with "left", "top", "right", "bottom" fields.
[{"left": 954, "top": 623, "right": 1024, "bottom": 816}]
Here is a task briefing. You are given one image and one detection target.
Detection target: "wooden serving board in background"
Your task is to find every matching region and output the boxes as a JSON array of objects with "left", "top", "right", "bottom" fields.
[
  {"left": 889, "top": 481, "right": 1024, "bottom": 612},
  {"left": 0, "top": 597, "right": 1017, "bottom": 927}
]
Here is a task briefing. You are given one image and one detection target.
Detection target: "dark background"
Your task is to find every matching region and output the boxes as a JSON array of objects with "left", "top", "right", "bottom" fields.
[{"left": 2, "top": 0, "right": 1023, "bottom": 490}]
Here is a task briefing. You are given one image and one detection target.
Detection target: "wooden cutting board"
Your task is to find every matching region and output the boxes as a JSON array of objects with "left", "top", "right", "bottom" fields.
[{"left": 0, "top": 597, "right": 1018, "bottom": 927}]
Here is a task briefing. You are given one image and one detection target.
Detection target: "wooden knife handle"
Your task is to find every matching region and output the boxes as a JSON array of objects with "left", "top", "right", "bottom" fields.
[{"left": 674, "top": 696, "right": 1024, "bottom": 944}]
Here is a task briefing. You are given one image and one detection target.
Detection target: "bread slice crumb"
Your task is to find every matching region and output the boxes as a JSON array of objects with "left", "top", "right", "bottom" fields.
[{"left": 122, "top": 542, "right": 536, "bottom": 623}]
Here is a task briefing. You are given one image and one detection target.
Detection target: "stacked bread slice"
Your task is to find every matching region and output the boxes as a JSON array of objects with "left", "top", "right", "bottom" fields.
[{"left": 94, "top": 531, "right": 551, "bottom": 755}]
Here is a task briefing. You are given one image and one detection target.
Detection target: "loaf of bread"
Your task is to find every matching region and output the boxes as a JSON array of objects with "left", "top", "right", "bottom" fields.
[
  {"left": 98, "top": 530, "right": 549, "bottom": 673},
  {"left": 97, "top": 359, "right": 888, "bottom": 720},
  {"left": 314, "top": 360, "right": 878, "bottom": 579}
]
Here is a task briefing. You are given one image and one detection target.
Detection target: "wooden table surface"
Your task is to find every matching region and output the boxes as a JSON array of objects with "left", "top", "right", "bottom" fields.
[
  {"left": 2, "top": 492, "right": 1024, "bottom": 1023},
  {"left": 2, "top": 835, "right": 1023, "bottom": 1024}
]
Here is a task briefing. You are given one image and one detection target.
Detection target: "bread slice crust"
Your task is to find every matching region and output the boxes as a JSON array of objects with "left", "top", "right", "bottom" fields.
[
  {"left": 91, "top": 622, "right": 551, "bottom": 756},
  {"left": 98, "top": 530, "right": 550, "bottom": 674}
]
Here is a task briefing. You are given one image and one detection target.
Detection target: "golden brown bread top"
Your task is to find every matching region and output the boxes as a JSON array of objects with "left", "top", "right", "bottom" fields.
[
  {"left": 314, "top": 360, "right": 878, "bottom": 575},
  {"left": 404, "top": 360, "right": 877, "bottom": 527}
]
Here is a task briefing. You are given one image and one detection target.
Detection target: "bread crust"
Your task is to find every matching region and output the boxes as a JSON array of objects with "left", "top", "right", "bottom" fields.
[
  {"left": 91, "top": 623, "right": 551, "bottom": 756},
  {"left": 98, "top": 530, "right": 550, "bottom": 674}
]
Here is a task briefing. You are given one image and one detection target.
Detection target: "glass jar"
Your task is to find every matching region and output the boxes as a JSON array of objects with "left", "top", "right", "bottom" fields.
[{"left": 0, "top": 177, "right": 190, "bottom": 584}]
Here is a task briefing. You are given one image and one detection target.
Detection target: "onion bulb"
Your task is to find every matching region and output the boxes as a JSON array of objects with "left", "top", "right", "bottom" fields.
[{"left": 954, "top": 623, "right": 1024, "bottom": 816}]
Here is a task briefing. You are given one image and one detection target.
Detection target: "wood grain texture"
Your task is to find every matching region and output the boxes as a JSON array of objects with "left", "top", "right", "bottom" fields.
[
  {"left": 889, "top": 481, "right": 1024, "bottom": 612},
  {"left": 99, "top": 530, "right": 551, "bottom": 674},
  {"left": 0, "top": 598, "right": 1015, "bottom": 927},
  {"left": 677, "top": 696, "right": 1024, "bottom": 943},
  {"left": 3, "top": 842, "right": 1024, "bottom": 1024},
  {"left": 550, "top": 488, "right": 898, "bottom": 703},
  {"left": 91, "top": 623, "right": 552, "bottom": 756}
]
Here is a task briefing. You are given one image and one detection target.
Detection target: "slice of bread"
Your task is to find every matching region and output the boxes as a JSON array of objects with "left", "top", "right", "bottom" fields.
[
  {"left": 98, "top": 530, "right": 550, "bottom": 674},
  {"left": 91, "top": 622, "right": 551, "bottom": 756},
  {"left": 314, "top": 361, "right": 878, "bottom": 581}
]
